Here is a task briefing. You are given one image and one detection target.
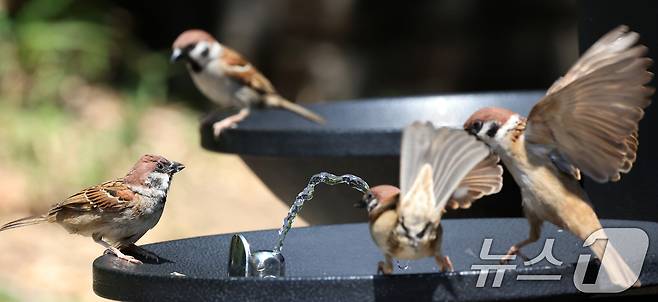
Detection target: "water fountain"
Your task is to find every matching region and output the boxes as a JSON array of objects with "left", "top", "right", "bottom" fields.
[
  {"left": 92, "top": 99, "right": 658, "bottom": 299},
  {"left": 93, "top": 1, "right": 658, "bottom": 300},
  {"left": 227, "top": 173, "right": 369, "bottom": 278}
]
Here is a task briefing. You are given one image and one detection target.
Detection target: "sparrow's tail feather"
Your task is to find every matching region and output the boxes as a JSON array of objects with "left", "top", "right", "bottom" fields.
[
  {"left": 265, "top": 95, "right": 326, "bottom": 124},
  {"left": 0, "top": 215, "right": 48, "bottom": 232},
  {"left": 590, "top": 232, "right": 641, "bottom": 288}
]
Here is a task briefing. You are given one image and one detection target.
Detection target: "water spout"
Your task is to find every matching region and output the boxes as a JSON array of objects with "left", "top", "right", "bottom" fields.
[
  {"left": 228, "top": 234, "right": 286, "bottom": 278},
  {"left": 273, "top": 172, "right": 369, "bottom": 254}
]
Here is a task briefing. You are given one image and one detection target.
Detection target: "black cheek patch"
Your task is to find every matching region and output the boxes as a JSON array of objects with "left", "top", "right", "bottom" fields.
[
  {"left": 189, "top": 60, "right": 203, "bottom": 73},
  {"left": 486, "top": 123, "right": 500, "bottom": 138}
]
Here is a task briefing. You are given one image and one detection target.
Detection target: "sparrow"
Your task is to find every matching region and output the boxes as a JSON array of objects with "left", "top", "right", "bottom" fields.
[
  {"left": 171, "top": 29, "right": 325, "bottom": 137},
  {"left": 360, "top": 122, "right": 503, "bottom": 274},
  {"left": 0, "top": 154, "right": 185, "bottom": 264},
  {"left": 463, "top": 25, "right": 653, "bottom": 288}
]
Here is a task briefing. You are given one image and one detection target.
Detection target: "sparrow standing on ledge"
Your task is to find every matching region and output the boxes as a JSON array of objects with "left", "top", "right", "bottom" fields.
[
  {"left": 0, "top": 154, "right": 185, "bottom": 264},
  {"left": 171, "top": 29, "right": 325, "bottom": 137},
  {"left": 360, "top": 122, "right": 503, "bottom": 274},
  {"left": 464, "top": 25, "right": 652, "bottom": 288}
]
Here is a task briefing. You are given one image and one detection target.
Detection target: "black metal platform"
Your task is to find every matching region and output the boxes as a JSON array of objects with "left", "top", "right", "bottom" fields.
[
  {"left": 93, "top": 218, "right": 658, "bottom": 301},
  {"left": 200, "top": 91, "right": 542, "bottom": 157},
  {"left": 200, "top": 92, "right": 541, "bottom": 224}
]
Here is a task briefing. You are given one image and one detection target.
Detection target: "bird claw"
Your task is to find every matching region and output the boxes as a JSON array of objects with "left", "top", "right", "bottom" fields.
[
  {"left": 117, "top": 255, "right": 142, "bottom": 264},
  {"left": 104, "top": 248, "right": 143, "bottom": 264},
  {"left": 500, "top": 245, "right": 529, "bottom": 264},
  {"left": 119, "top": 254, "right": 143, "bottom": 264},
  {"left": 377, "top": 261, "right": 393, "bottom": 275},
  {"left": 121, "top": 245, "right": 161, "bottom": 263},
  {"left": 437, "top": 255, "right": 454, "bottom": 272},
  {"left": 212, "top": 120, "right": 239, "bottom": 138}
]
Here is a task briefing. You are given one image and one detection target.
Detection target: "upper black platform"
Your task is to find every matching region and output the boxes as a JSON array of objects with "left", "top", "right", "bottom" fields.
[
  {"left": 93, "top": 218, "right": 658, "bottom": 301},
  {"left": 200, "top": 91, "right": 543, "bottom": 157}
]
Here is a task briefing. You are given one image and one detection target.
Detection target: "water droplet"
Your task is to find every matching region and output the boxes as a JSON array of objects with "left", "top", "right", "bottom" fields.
[{"left": 396, "top": 260, "right": 411, "bottom": 270}]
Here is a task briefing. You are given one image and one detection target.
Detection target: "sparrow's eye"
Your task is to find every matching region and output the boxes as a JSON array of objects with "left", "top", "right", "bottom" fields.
[
  {"left": 201, "top": 47, "right": 209, "bottom": 58},
  {"left": 364, "top": 191, "right": 374, "bottom": 201},
  {"left": 472, "top": 120, "right": 483, "bottom": 132},
  {"left": 156, "top": 162, "right": 165, "bottom": 170}
]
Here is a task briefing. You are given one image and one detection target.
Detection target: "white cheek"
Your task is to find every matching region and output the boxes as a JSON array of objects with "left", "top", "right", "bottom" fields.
[
  {"left": 210, "top": 42, "right": 222, "bottom": 58},
  {"left": 147, "top": 172, "right": 171, "bottom": 192},
  {"left": 189, "top": 41, "right": 207, "bottom": 58},
  {"left": 477, "top": 115, "right": 521, "bottom": 150},
  {"left": 189, "top": 41, "right": 221, "bottom": 65},
  {"left": 131, "top": 172, "right": 171, "bottom": 198},
  {"left": 495, "top": 115, "right": 520, "bottom": 141},
  {"left": 476, "top": 121, "right": 498, "bottom": 145}
]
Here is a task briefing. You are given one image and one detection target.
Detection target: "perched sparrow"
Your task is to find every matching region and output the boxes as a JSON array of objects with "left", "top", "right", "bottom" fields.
[
  {"left": 0, "top": 154, "right": 185, "bottom": 264},
  {"left": 464, "top": 25, "right": 653, "bottom": 288},
  {"left": 360, "top": 122, "right": 503, "bottom": 274},
  {"left": 171, "top": 29, "right": 325, "bottom": 137}
]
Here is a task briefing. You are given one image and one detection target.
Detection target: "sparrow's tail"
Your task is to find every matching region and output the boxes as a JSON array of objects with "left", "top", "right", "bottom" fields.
[
  {"left": 0, "top": 215, "right": 48, "bottom": 232},
  {"left": 589, "top": 230, "right": 641, "bottom": 288},
  {"left": 265, "top": 95, "right": 326, "bottom": 124}
]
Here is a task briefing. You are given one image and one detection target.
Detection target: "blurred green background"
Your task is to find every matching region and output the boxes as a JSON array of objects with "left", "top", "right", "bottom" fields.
[
  {"left": 0, "top": 0, "right": 578, "bottom": 301},
  {"left": 1, "top": 0, "right": 177, "bottom": 206}
]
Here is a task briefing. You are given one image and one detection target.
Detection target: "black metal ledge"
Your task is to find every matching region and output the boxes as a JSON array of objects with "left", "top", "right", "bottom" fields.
[
  {"left": 94, "top": 218, "right": 658, "bottom": 301},
  {"left": 200, "top": 91, "right": 543, "bottom": 157}
]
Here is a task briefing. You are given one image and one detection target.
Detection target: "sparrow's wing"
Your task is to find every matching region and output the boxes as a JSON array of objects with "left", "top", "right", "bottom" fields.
[
  {"left": 399, "top": 122, "right": 491, "bottom": 224},
  {"left": 220, "top": 46, "right": 276, "bottom": 94},
  {"left": 447, "top": 154, "right": 504, "bottom": 210},
  {"left": 50, "top": 180, "right": 136, "bottom": 214},
  {"left": 525, "top": 25, "right": 653, "bottom": 183}
]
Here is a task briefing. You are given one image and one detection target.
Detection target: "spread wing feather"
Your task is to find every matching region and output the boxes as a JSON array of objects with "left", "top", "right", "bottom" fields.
[
  {"left": 399, "top": 122, "right": 494, "bottom": 222},
  {"left": 525, "top": 25, "right": 653, "bottom": 182},
  {"left": 447, "top": 154, "right": 504, "bottom": 210}
]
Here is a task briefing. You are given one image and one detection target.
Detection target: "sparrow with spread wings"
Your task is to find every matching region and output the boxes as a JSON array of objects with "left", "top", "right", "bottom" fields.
[
  {"left": 359, "top": 122, "right": 503, "bottom": 274},
  {"left": 464, "top": 25, "right": 653, "bottom": 288}
]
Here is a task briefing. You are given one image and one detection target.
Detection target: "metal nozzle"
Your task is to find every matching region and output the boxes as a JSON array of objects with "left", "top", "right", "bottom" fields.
[{"left": 228, "top": 234, "right": 285, "bottom": 278}]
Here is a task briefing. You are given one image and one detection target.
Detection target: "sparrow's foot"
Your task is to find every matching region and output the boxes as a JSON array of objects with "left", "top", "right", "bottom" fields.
[
  {"left": 377, "top": 260, "right": 393, "bottom": 275},
  {"left": 121, "top": 244, "right": 161, "bottom": 263},
  {"left": 104, "top": 248, "right": 143, "bottom": 264},
  {"left": 436, "top": 255, "right": 454, "bottom": 272},
  {"left": 500, "top": 245, "right": 530, "bottom": 264},
  {"left": 212, "top": 120, "right": 237, "bottom": 138},
  {"left": 212, "top": 108, "right": 250, "bottom": 139}
]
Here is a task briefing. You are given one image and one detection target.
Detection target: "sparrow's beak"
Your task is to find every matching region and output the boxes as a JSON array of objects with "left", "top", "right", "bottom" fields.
[
  {"left": 353, "top": 199, "right": 367, "bottom": 209},
  {"left": 170, "top": 161, "right": 185, "bottom": 173},
  {"left": 170, "top": 48, "right": 183, "bottom": 63},
  {"left": 466, "top": 126, "right": 478, "bottom": 136}
]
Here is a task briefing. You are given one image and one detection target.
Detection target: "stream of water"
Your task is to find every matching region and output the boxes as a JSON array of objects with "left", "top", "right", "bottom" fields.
[{"left": 272, "top": 172, "right": 370, "bottom": 253}]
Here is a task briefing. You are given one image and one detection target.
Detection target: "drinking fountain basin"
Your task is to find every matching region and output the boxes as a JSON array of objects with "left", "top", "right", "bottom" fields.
[{"left": 93, "top": 218, "right": 658, "bottom": 301}]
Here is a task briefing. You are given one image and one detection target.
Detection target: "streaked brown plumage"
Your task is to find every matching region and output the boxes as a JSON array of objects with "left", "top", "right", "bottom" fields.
[
  {"left": 362, "top": 122, "right": 503, "bottom": 274},
  {"left": 0, "top": 154, "right": 185, "bottom": 264},
  {"left": 171, "top": 29, "right": 325, "bottom": 137},
  {"left": 464, "top": 25, "right": 652, "bottom": 289}
]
